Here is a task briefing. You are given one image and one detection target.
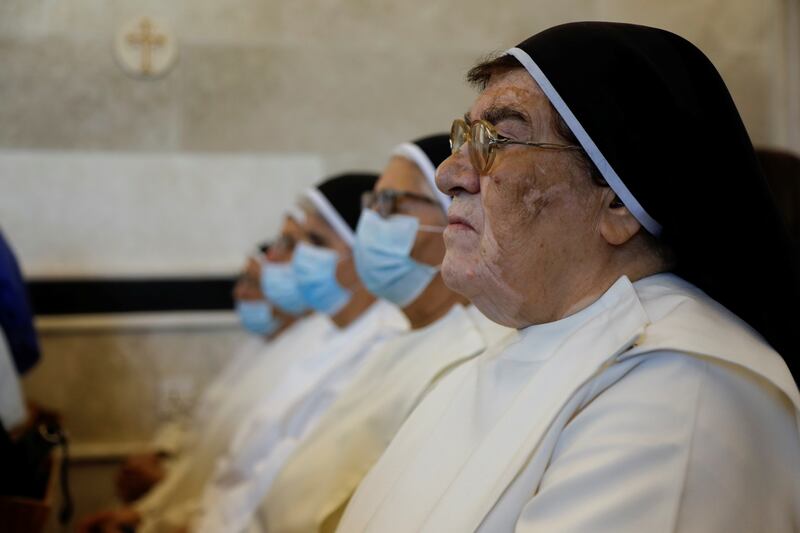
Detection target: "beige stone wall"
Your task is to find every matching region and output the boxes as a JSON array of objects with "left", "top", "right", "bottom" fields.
[
  {"left": 24, "top": 322, "right": 246, "bottom": 445},
  {"left": 1, "top": 0, "right": 793, "bottom": 167},
  {"left": 20, "top": 320, "right": 249, "bottom": 531}
]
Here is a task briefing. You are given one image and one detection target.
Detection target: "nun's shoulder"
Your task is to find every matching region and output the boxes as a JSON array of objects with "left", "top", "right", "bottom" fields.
[
  {"left": 575, "top": 349, "right": 799, "bottom": 456},
  {"left": 530, "top": 351, "right": 800, "bottom": 533}
]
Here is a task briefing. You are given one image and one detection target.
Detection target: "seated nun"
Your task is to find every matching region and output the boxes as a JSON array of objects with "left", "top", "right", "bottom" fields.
[
  {"left": 109, "top": 243, "right": 281, "bottom": 505},
  {"left": 189, "top": 173, "right": 409, "bottom": 533},
  {"left": 339, "top": 22, "right": 800, "bottom": 533},
  {"left": 251, "top": 134, "right": 512, "bottom": 533},
  {"left": 78, "top": 219, "right": 334, "bottom": 533}
]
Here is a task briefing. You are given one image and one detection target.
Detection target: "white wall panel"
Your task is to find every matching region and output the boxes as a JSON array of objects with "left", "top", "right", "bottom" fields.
[{"left": 0, "top": 150, "right": 323, "bottom": 277}]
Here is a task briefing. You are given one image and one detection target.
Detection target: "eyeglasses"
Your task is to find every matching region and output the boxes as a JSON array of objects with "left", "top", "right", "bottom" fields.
[
  {"left": 271, "top": 234, "right": 296, "bottom": 255},
  {"left": 362, "top": 189, "right": 439, "bottom": 218},
  {"left": 450, "top": 118, "right": 583, "bottom": 174}
]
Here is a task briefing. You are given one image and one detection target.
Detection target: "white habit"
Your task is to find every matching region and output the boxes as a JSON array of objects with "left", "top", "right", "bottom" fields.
[
  {"left": 340, "top": 274, "right": 800, "bottom": 533},
  {"left": 254, "top": 304, "right": 512, "bottom": 533},
  {"left": 136, "top": 313, "right": 335, "bottom": 533},
  {"left": 193, "top": 300, "right": 408, "bottom": 533},
  {"left": 151, "top": 334, "right": 269, "bottom": 456}
]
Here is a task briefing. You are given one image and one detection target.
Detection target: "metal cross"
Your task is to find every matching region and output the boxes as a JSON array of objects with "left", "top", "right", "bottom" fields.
[{"left": 126, "top": 17, "right": 166, "bottom": 76}]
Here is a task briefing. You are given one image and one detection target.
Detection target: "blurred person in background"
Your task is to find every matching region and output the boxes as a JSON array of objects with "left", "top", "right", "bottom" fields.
[
  {"left": 0, "top": 229, "right": 41, "bottom": 376},
  {"left": 0, "top": 229, "right": 37, "bottom": 437},
  {"left": 0, "top": 230, "right": 69, "bottom": 531}
]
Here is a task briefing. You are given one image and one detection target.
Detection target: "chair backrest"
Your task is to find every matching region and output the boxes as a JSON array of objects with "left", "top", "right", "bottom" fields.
[{"left": 756, "top": 147, "right": 800, "bottom": 242}]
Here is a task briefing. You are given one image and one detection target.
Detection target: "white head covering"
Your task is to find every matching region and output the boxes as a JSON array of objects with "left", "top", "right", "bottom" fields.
[{"left": 391, "top": 135, "right": 452, "bottom": 213}]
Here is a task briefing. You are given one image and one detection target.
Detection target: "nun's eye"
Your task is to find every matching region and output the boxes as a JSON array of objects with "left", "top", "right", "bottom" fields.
[
  {"left": 495, "top": 127, "right": 521, "bottom": 142},
  {"left": 610, "top": 196, "right": 625, "bottom": 209},
  {"left": 308, "top": 233, "right": 326, "bottom": 247}
]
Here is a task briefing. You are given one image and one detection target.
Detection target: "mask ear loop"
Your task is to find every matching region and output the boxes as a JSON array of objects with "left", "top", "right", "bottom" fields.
[
  {"left": 250, "top": 248, "right": 268, "bottom": 265},
  {"left": 413, "top": 224, "right": 446, "bottom": 272}
]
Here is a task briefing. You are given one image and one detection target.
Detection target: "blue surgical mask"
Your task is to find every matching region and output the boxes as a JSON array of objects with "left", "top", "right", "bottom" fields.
[
  {"left": 292, "top": 242, "right": 352, "bottom": 315},
  {"left": 236, "top": 300, "right": 280, "bottom": 336},
  {"left": 354, "top": 209, "right": 441, "bottom": 307},
  {"left": 261, "top": 261, "right": 309, "bottom": 315}
]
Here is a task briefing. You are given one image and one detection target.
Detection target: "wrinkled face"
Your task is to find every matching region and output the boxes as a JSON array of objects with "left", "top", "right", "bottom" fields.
[
  {"left": 375, "top": 156, "right": 447, "bottom": 266},
  {"left": 299, "top": 207, "right": 359, "bottom": 289},
  {"left": 233, "top": 257, "right": 264, "bottom": 302},
  {"left": 436, "top": 68, "right": 608, "bottom": 327},
  {"left": 267, "top": 215, "right": 305, "bottom": 263}
]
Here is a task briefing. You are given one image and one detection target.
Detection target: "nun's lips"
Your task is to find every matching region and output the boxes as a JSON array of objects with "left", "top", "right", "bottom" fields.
[{"left": 447, "top": 214, "right": 475, "bottom": 231}]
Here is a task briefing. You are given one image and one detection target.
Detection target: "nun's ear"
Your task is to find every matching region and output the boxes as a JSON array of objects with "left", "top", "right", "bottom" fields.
[{"left": 598, "top": 188, "right": 640, "bottom": 246}]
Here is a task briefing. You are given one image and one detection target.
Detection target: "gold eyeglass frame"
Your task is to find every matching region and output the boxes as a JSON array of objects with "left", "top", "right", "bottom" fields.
[
  {"left": 450, "top": 118, "right": 583, "bottom": 174},
  {"left": 361, "top": 189, "right": 438, "bottom": 218}
]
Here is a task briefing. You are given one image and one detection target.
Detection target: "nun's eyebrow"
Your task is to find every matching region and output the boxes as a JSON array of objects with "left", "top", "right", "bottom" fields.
[{"left": 478, "top": 106, "right": 531, "bottom": 127}]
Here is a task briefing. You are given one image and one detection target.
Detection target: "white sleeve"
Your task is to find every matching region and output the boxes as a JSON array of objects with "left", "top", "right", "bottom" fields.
[
  {"left": 515, "top": 352, "right": 800, "bottom": 533},
  {"left": 0, "top": 328, "right": 26, "bottom": 430}
]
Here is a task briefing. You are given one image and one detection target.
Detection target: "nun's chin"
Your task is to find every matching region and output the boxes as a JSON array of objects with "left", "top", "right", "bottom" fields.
[{"left": 440, "top": 252, "right": 473, "bottom": 296}]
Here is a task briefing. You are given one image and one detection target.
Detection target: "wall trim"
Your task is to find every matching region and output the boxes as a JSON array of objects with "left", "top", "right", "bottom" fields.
[
  {"left": 70, "top": 441, "right": 155, "bottom": 463},
  {"left": 28, "top": 277, "right": 236, "bottom": 316},
  {"left": 36, "top": 310, "right": 238, "bottom": 333}
]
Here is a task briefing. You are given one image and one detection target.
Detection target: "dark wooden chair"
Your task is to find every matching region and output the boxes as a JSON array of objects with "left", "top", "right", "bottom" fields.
[{"left": 0, "top": 448, "right": 62, "bottom": 533}]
